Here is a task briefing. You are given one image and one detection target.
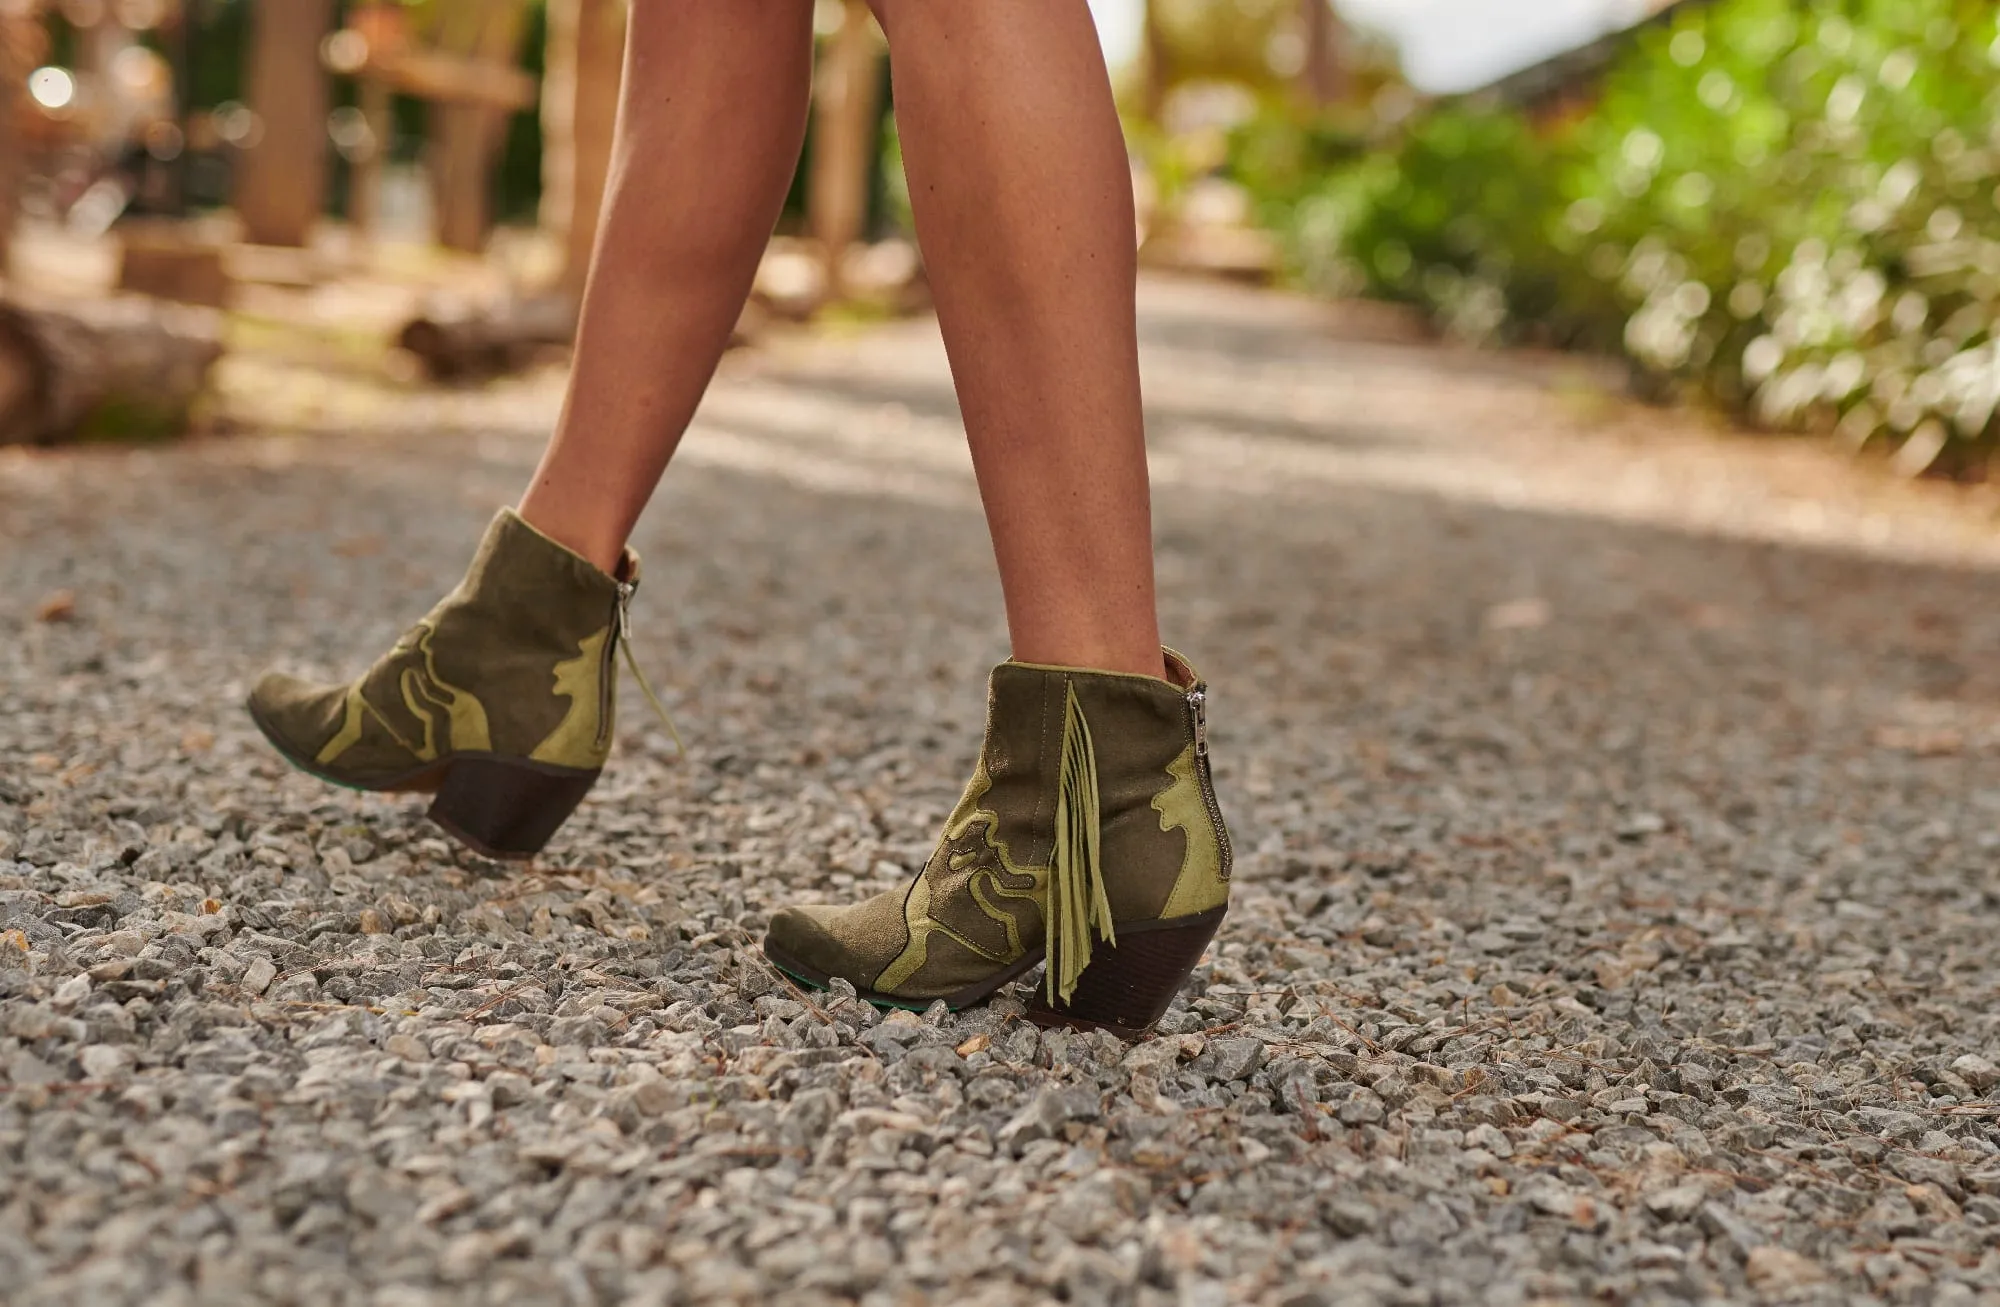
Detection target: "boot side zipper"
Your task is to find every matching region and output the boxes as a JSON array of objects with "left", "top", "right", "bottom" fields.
[
  {"left": 596, "top": 583, "right": 634, "bottom": 750},
  {"left": 603, "top": 580, "right": 685, "bottom": 755},
  {"left": 1187, "top": 687, "right": 1233, "bottom": 879}
]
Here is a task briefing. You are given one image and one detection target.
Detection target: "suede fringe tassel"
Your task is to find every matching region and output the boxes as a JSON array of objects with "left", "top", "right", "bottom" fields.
[
  {"left": 1046, "top": 683, "right": 1115, "bottom": 1005},
  {"left": 616, "top": 585, "right": 685, "bottom": 755},
  {"left": 622, "top": 639, "right": 685, "bottom": 755}
]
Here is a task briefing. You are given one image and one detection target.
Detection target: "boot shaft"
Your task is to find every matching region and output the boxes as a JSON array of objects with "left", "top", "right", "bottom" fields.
[
  {"left": 249, "top": 508, "right": 637, "bottom": 790},
  {"left": 414, "top": 510, "right": 635, "bottom": 768},
  {"left": 974, "top": 652, "right": 1232, "bottom": 924}
]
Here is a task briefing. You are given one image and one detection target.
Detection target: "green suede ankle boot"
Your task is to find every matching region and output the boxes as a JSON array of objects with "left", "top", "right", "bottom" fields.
[
  {"left": 247, "top": 508, "right": 672, "bottom": 859},
  {"left": 763, "top": 650, "right": 1231, "bottom": 1036}
]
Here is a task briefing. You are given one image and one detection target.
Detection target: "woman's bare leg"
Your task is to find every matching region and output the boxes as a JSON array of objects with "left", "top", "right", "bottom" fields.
[
  {"left": 520, "top": 0, "right": 1163, "bottom": 680},
  {"left": 518, "top": 1, "right": 816, "bottom": 573},
  {"left": 867, "top": 0, "right": 1164, "bottom": 679}
]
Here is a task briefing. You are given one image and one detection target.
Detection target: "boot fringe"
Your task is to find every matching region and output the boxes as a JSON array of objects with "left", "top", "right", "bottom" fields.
[{"left": 1047, "top": 682, "right": 1115, "bottom": 1005}]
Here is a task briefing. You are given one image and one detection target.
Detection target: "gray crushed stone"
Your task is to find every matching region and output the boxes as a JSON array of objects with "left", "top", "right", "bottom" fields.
[{"left": 2, "top": 277, "right": 1998, "bottom": 1305}]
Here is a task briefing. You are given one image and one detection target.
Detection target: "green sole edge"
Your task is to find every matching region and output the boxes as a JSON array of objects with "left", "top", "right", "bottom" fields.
[{"left": 766, "top": 962, "right": 950, "bottom": 1014}]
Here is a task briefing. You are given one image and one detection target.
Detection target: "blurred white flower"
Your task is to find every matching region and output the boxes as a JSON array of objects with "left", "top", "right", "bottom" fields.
[
  {"left": 1847, "top": 199, "right": 1889, "bottom": 233},
  {"left": 1909, "top": 371, "right": 1944, "bottom": 409},
  {"left": 1756, "top": 364, "right": 1824, "bottom": 423},
  {"left": 1837, "top": 402, "right": 1881, "bottom": 448},
  {"left": 1827, "top": 76, "right": 1867, "bottom": 124},
  {"left": 1623, "top": 241, "right": 1670, "bottom": 295},
  {"left": 1891, "top": 290, "right": 1929, "bottom": 335},
  {"left": 1672, "top": 173, "right": 1714, "bottom": 208},
  {"left": 1891, "top": 420, "right": 1947, "bottom": 476},
  {"left": 1622, "top": 129, "right": 1665, "bottom": 172},
  {"left": 1565, "top": 198, "right": 1604, "bottom": 234},
  {"left": 1886, "top": 393, "right": 1924, "bottom": 431},
  {"left": 1938, "top": 341, "right": 2000, "bottom": 434},
  {"left": 1835, "top": 267, "right": 1885, "bottom": 331},
  {"left": 1879, "top": 49, "right": 1918, "bottom": 91},
  {"left": 1743, "top": 335, "right": 1786, "bottom": 383},
  {"left": 1698, "top": 70, "right": 1737, "bottom": 112},
  {"left": 1879, "top": 160, "right": 1921, "bottom": 208},
  {"left": 1822, "top": 352, "right": 1867, "bottom": 399}
]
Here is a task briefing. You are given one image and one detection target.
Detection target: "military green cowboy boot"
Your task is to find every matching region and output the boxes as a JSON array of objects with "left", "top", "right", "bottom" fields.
[
  {"left": 763, "top": 650, "right": 1231, "bottom": 1036},
  {"left": 246, "top": 508, "right": 675, "bottom": 859}
]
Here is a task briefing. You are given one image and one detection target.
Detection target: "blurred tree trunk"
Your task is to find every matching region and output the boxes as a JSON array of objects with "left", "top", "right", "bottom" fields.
[
  {"left": 809, "top": 0, "right": 883, "bottom": 300},
  {"left": 348, "top": 78, "right": 393, "bottom": 236},
  {"left": 1140, "top": 0, "right": 1171, "bottom": 122},
  {"left": 237, "top": 0, "right": 335, "bottom": 247},
  {"left": 541, "top": 0, "right": 624, "bottom": 300},
  {"left": 428, "top": 0, "right": 533, "bottom": 254},
  {"left": 0, "top": 11, "right": 31, "bottom": 274},
  {"left": 1299, "top": 0, "right": 1347, "bottom": 107}
]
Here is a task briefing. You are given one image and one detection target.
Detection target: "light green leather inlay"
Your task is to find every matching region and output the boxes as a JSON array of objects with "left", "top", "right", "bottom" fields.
[
  {"left": 315, "top": 686, "right": 369, "bottom": 766},
  {"left": 873, "top": 763, "right": 1045, "bottom": 995},
  {"left": 530, "top": 627, "right": 612, "bottom": 767},
  {"left": 312, "top": 624, "right": 494, "bottom": 767},
  {"left": 401, "top": 626, "right": 491, "bottom": 758},
  {"left": 1155, "top": 744, "right": 1227, "bottom": 918}
]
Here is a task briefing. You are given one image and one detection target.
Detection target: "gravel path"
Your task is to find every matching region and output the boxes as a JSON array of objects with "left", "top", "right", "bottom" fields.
[{"left": 4, "top": 276, "right": 1999, "bottom": 1306}]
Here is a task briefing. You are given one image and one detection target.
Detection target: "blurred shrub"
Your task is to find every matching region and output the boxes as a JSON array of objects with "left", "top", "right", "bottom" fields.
[
  {"left": 1239, "top": 0, "right": 2000, "bottom": 475},
  {"left": 1225, "top": 104, "right": 1374, "bottom": 220}
]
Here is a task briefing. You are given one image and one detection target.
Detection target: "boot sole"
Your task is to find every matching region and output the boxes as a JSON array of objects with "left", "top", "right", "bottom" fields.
[
  {"left": 246, "top": 697, "right": 598, "bottom": 860},
  {"left": 761, "top": 905, "right": 1226, "bottom": 1039}
]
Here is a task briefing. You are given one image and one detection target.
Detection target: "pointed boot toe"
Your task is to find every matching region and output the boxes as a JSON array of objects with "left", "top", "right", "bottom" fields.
[
  {"left": 246, "top": 669, "right": 336, "bottom": 746},
  {"left": 763, "top": 902, "right": 883, "bottom": 989},
  {"left": 247, "top": 671, "right": 408, "bottom": 789}
]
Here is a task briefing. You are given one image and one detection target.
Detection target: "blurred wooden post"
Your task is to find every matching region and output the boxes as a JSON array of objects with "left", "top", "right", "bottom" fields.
[
  {"left": 1140, "top": 0, "right": 1170, "bottom": 122},
  {"left": 236, "top": 0, "right": 336, "bottom": 247},
  {"left": 429, "top": 0, "right": 533, "bottom": 254},
  {"left": 337, "top": 4, "right": 409, "bottom": 237},
  {"left": 809, "top": 0, "right": 883, "bottom": 301},
  {"left": 541, "top": 0, "right": 625, "bottom": 300},
  {"left": 324, "top": 4, "right": 536, "bottom": 252},
  {"left": 1299, "top": 0, "right": 1347, "bottom": 108},
  {"left": 349, "top": 78, "right": 392, "bottom": 235},
  {"left": 0, "top": 8, "right": 32, "bottom": 274}
]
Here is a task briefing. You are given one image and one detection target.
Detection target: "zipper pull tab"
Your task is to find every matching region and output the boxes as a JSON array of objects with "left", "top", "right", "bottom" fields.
[
  {"left": 611, "top": 580, "right": 684, "bottom": 756},
  {"left": 1189, "top": 687, "right": 1208, "bottom": 757}
]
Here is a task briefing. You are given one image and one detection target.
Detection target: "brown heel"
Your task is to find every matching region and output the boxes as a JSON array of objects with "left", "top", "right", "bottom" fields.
[
  {"left": 427, "top": 757, "right": 599, "bottom": 860},
  {"left": 1028, "top": 907, "right": 1225, "bottom": 1038}
]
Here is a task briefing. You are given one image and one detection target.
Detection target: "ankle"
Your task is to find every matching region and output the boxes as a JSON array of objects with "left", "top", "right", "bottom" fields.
[
  {"left": 514, "top": 499, "right": 626, "bottom": 576},
  {"left": 1009, "top": 643, "right": 1170, "bottom": 681}
]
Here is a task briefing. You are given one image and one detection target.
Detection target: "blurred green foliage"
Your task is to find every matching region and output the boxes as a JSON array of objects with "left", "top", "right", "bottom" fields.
[{"left": 1239, "top": 0, "right": 2000, "bottom": 475}]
